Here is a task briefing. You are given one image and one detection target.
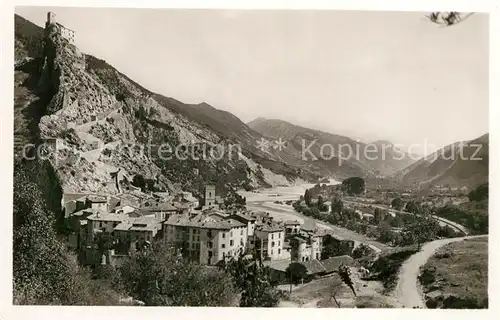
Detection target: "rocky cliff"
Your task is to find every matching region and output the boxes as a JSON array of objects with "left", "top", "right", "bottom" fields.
[{"left": 15, "top": 14, "right": 319, "bottom": 198}]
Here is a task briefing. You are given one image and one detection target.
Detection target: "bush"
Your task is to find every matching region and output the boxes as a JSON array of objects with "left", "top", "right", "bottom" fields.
[
  {"left": 352, "top": 243, "right": 375, "bottom": 259},
  {"left": 102, "top": 148, "right": 112, "bottom": 157},
  {"left": 370, "top": 248, "right": 418, "bottom": 292},
  {"left": 286, "top": 263, "right": 308, "bottom": 284}
]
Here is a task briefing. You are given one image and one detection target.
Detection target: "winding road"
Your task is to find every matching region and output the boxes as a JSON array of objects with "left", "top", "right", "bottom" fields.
[{"left": 393, "top": 235, "right": 487, "bottom": 308}]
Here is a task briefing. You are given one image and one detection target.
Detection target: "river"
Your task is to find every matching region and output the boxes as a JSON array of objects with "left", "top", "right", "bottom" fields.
[{"left": 238, "top": 180, "right": 389, "bottom": 251}]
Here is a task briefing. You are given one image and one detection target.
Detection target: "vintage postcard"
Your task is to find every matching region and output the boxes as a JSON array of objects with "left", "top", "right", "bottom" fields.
[{"left": 2, "top": 0, "right": 495, "bottom": 315}]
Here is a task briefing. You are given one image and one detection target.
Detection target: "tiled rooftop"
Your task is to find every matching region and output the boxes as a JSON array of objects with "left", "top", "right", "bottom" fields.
[
  {"left": 140, "top": 202, "right": 178, "bottom": 212},
  {"left": 86, "top": 195, "right": 107, "bottom": 203},
  {"left": 72, "top": 207, "right": 106, "bottom": 217},
  {"left": 301, "top": 259, "right": 326, "bottom": 275},
  {"left": 165, "top": 213, "right": 246, "bottom": 230},
  {"left": 87, "top": 212, "right": 129, "bottom": 222},
  {"left": 230, "top": 212, "right": 257, "bottom": 222},
  {"left": 256, "top": 223, "right": 283, "bottom": 233}
]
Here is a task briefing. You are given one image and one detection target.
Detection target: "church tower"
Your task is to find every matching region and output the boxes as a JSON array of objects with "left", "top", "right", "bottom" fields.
[{"left": 205, "top": 185, "right": 216, "bottom": 208}]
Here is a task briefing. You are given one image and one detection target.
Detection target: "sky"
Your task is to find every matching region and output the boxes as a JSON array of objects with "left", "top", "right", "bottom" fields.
[{"left": 15, "top": 7, "right": 489, "bottom": 154}]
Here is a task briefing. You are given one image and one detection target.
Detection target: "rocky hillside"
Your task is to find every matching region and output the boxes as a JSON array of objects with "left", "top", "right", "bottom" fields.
[
  {"left": 248, "top": 118, "right": 416, "bottom": 177},
  {"left": 14, "top": 14, "right": 321, "bottom": 198},
  {"left": 393, "top": 134, "right": 489, "bottom": 188}
]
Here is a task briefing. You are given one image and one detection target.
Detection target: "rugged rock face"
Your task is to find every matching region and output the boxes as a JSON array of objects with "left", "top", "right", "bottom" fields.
[{"left": 15, "top": 15, "right": 317, "bottom": 197}]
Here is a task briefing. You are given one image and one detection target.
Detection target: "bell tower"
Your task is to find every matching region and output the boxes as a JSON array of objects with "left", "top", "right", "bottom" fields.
[{"left": 204, "top": 185, "right": 216, "bottom": 208}]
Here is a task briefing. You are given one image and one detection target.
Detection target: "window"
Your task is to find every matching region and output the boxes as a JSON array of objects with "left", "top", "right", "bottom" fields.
[
  {"left": 221, "top": 244, "right": 226, "bottom": 249},
  {"left": 230, "top": 231, "right": 233, "bottom": 237},
  {"left": 271, "top": 234, "right": 274, "bottom": 240},
  {"left": 230, "top": 240, "right": 234, "bottom": 246},
  {"left": 222, "top": 233, "right": 226, "bottom": 239},
  {"left": 278, "top": 241, "right": 280, "bottom": 246},
  {"left": 271, "top": 250, "right": 273, "bottom": 256},
  {"left": 208, "top": 241, "right": 213, "bottom": 249},
  {"left": 240, "top": 229, "right": 243, "bottom": 235},
  {"left": 278, "top": 249, "right": 281, "bottom": 255},
  {"left": 271, "top": 241, "right": 275, "bottom": 247},
  {"left": 279, "top": 232, "right": 281, "bottom": 239}
]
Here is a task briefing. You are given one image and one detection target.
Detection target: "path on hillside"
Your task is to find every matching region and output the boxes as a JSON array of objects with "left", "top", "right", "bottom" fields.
[{"left": 393, "top": 235, "right": 487, "bottom": 308}]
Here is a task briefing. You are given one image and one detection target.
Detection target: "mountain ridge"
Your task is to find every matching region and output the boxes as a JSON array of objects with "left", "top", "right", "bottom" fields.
[
  {"left": 392, "top": 133, "right": 489, "bottom": 188},
  {"left": 248, "top": 117, "right": 417, "bottom": 177}
]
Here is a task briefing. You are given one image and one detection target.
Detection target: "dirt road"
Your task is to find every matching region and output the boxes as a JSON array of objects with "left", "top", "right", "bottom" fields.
[{"left": 394, "top": 235, "right": 487, "bottom": 308}]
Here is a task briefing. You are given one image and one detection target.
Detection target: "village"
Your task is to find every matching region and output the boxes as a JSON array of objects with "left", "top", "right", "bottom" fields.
[{"left": 63, "top": 184, "right": 362, "bottom": 281}]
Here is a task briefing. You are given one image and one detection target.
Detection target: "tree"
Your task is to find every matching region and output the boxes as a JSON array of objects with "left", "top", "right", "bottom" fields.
[
  {"left": 391, "top": 197, "right": 404, "bottom": 210},
  {"left": 377, "top": 224, "right": 399, "bottom": 245},
  {"left": 352, "top": 243, "right": 375, "bottom": 259},
  {"left": 304, "top": 189, "right": 312, "bottom": 206},
  {"left": 119, "top": 242, "right": 237, "bottom": 306},
  {"left": 338, "top": 264, "right": 356, "bottom": 297},
  {"left": 131, "top": 174, "right": 146, "bottom": 190},
  {"left": 341, "top": 177, "right": 365, "bottom": 195},
  {"left": 331, "top": 196, "right": 343, "bottom": 214},
  {"left": 220, "top": 251, "right": 281, "bottom": 307},
  {"left": 317, "top": 195, "right": 327, "bottom": 211},
  {"left": 286, "top": 262, "right": 308, "bottom": 284},
  {"left": 401, "top": 216, "right": 440, "bottom": 249},
  {"left": 97, "top": 231, "right": 115, "bottom": 253},
  {"left": 373, "top": 208, "right": 386, "bottom": 225},
  {"left": 13, "top": 161, "right": 121, "bottom": 305},
  {"left": 405, "top": 200, "right": 427, "bottom": 215},
  {"left": 468, "top": 182, "right": 488, "bottom": 202}
]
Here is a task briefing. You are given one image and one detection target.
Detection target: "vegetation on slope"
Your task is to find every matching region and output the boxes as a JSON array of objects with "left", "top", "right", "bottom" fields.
[
  {"left": 419, "top": 237, "right": 488, "bottom": 308},
  {"left": 434, "top": 183, "right": 488, "bottom": 234},
  {"left": 13, "top": 160, "right": 123, "bottom": 305}
]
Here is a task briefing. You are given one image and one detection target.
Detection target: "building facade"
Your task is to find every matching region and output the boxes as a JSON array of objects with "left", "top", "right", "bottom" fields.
[
  {"left": 163, "top": 214, "right": 247, "bottom": 265},
  {"left": 251, "top": 225, "right": 285, "bottom": 260}
]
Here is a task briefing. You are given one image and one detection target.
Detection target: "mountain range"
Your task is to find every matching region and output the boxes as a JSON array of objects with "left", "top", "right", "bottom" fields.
[
  {"left": 13, "top": 13, "right": 489, "bottom": 197},
  {"left": 392, "top": 133, "right": 489, "bottom": 188},
  {"left": 248, "top": 117, "right": 417, "bottom": 176}
]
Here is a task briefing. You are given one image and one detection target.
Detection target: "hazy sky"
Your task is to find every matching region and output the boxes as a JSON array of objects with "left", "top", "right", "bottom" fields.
[{"left": 16, "top": 7, "right": 488, "bottom": 154}]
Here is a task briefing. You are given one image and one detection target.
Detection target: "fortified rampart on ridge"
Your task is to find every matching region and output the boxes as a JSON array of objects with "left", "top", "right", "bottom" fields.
[{"left": 46, "top": 11, "right": 75, "bottom": 44}]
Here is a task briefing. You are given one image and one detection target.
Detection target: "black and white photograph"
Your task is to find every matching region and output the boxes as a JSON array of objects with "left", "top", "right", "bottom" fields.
[{"left": 5, "top": 2, "right": 493, "bottom": 311}]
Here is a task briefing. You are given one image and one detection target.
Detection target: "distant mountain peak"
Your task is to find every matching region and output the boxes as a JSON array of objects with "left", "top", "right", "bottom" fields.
[
  {"left": 196, "top": 102, "right": 212, "bottom": 108},
  {"left": 371, "top": 140, "right": 394, "bottom": 147}
]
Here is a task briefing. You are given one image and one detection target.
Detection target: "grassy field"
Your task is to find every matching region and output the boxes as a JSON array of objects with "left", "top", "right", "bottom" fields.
[{"left": 419, "top": 237, "right": 488, "bottom": 308}]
